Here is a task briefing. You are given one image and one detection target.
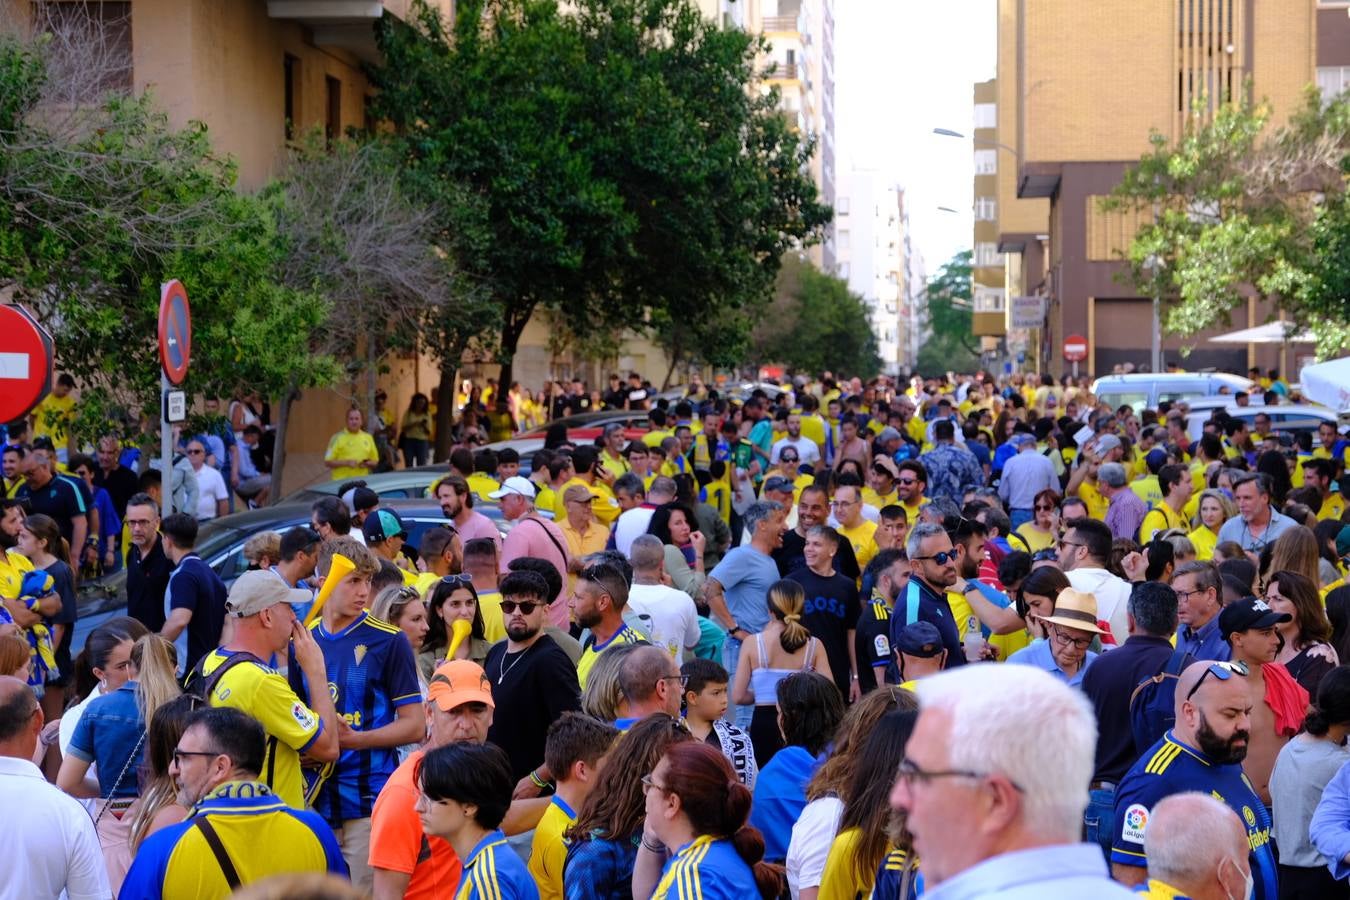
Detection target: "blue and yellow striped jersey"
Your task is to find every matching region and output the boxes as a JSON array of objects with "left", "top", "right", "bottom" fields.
[
  {"left": 456, "top": 830, "right": 540, "bottom": 900},
  {"left": 292, "top": 611, "right": 422, "bottom": 826},
  {"left": 119, "top": 780, "right": 346, "bottom": 900},
  {"left": 651, "top": 835, "right": 759, "bottom": 900}
]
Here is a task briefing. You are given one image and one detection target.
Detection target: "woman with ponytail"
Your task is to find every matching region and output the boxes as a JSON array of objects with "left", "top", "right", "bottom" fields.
[
  {"left": 57, "top": 634, "right": 180, "bottom": 800},
  {"left": 59, "top": 617, "right": 149, "bottom": 763},
  {"left": 1272, "top": 666, "right": 1350, "bottom": 897},
  {"left": 634, "top": 741, "right": 784, "bottom": 900},
  {"left": 732, "top": 579, "right": 833, "bottom": 767}
]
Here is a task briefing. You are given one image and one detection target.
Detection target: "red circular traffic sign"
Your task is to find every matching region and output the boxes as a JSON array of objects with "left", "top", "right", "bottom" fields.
[
  {"left": 0, "top": 305, "right": 55, "bottom": 423},
  {"left": 1063, "top": 334, "right": 1088, "bottom": 363},
  {"left": 158, "top": 280, "right": 192, "bottom": 385}
]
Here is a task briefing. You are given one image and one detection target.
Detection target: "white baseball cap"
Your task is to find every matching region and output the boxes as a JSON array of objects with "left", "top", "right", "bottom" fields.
[{"left": 489, "top": 476, "right": 536, "bottom": 500}]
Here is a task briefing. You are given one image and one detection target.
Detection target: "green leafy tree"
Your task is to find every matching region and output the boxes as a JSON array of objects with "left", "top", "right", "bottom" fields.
[
  {"left": 1103, "top": 88, "right": 1350, "bottom": 357},
  {"left": 915, "top": 251, "right": 981, "bottom": 375},
  {"left": 370, "top": 0, "right": 830, "bottom": 393},
  {"left": 0, "top": 21, "right": 337, "bottom": 452},
  {"left": 751, "top": 256, "right": 882, "bottom": 377}
]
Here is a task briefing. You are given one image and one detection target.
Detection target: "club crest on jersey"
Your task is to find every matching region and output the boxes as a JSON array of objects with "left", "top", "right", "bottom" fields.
[{"left": 354, "top": 644, "right": 368, "bottom": 666}]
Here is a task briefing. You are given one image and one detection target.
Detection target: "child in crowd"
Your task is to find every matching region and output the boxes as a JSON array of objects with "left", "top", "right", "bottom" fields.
[
  {"left": 680, "top": 658, "right": 758, "bottom": 789},
  {"left": 528, "top": 712, "right": 618, "bottom": 900}
]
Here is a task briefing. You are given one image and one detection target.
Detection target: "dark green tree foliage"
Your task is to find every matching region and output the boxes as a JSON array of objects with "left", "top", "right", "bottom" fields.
[
  {"left": 370, "top": 0, "right": 831, "bottom": 391},
  {"left": 753, "top": 255, "right": 881, "bottom": 378},
  {"left": 915, "top": 250, "right": 981, "bottom": 375},
  {"left": 1104, "top": 88, "right": 1350, "bottom": 357},
  {"left": 0, "top": 27, "right": 335, "bottom": 445}
]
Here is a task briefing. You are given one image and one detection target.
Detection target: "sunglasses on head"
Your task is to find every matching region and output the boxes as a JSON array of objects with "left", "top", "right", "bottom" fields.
[
  {"left": 500, "top": 599, "right": 540, "bottom": 615},
  {"left": 1185, "top": 660, "right": 1250, "bottom": 701}
]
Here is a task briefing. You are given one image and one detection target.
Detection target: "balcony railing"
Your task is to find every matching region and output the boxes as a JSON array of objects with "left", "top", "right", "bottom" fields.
[
  {"left": 763, "top": 15, "right": 799, "bottom": 32},
  {"left": 764, "top": 61, "right": 799, "bottom": 80}
]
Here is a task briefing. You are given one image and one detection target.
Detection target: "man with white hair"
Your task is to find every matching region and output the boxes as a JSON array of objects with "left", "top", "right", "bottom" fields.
[
  {"left": 614, "top": 475, "right": 675, "bottom": 557},
  {"left": 889, "top": 664, "right": 1134, "bottom": 898},
  {"left": 1136, "top": 793, "right": 1253, "bottom": 900}
]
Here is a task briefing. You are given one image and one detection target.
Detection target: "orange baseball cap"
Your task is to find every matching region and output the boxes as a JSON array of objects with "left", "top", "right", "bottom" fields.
[{"left": 427, "top": 659, "right": 495, "bottom": 710}]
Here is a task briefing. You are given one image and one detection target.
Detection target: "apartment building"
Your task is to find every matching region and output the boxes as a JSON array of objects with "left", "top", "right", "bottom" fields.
[
  {"left": 995, "top": 0, "right": 1334, "bottom": 376},
  {"left": 969, "top": 79, "right": 1005, "bottom": 353}
]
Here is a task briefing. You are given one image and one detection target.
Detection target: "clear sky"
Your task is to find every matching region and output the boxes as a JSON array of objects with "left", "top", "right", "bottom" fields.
[{"left": 834, "top": 0, "right": 996, "bottom": 276}]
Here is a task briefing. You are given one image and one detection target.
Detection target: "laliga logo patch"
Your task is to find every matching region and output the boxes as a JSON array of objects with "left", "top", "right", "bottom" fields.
[
  {"left": 874, "top": 634, "right": 890, "bottom": 656},
  {"left": 1120, "top": 804, "right": 1149, "bottom": 844},
  {"left": 292, "top": 702, "right": 317, "bottom": 730}
]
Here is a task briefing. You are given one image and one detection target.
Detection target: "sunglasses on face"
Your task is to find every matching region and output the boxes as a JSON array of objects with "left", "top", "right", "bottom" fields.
[
  {"left": 500, "top": 600, "right": 540, "bottom": 615},
  {"left": 913, "top": 550, "right": 959, "bottom": 565},
  {"left": 1034, "top": 504, "right": 1054, "bottom": 512},
  {"left": 781, "top": 456, "right": 798, "bottom": 463}
]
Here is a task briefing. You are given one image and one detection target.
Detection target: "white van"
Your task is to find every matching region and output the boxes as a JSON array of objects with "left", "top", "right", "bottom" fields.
[{"left": 1091, "top": 372, "right": 1256, "bottom": 413}]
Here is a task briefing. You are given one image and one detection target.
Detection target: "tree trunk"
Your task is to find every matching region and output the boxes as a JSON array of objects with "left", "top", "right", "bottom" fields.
[
  {"left": 495, "top": 309, "right": 531, "bottom": 410},
  {"left": 434, "top": 361, "right": 457, "bottom": 462},
  {"left": 269, "top": 379, "right": 299, "bottom": 505}
]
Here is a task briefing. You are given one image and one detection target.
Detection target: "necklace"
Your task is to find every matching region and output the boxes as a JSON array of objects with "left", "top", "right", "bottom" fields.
[{"left": 497, "top": 642, "right": 536, "bottom": 685}]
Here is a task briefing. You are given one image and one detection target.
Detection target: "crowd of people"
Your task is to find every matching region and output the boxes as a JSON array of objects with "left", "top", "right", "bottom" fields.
[{"left": 4, "top": 366, "right": 1350, "bottom": 899}]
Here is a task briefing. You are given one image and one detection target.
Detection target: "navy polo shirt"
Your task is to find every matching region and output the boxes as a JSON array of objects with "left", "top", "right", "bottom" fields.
[
  {"left": 1080, "top": 635, "right": 1192, "bottom": 784},
  {"left": 889, "top": 576, "right": 966, "bottom": 671}
]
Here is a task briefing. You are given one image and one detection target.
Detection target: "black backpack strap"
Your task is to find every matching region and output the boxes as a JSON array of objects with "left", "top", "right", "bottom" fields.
[
  {"left": 193, "top": 816, "right": 242, "bottom": 890},
  {"left": 193, "top": 651, "right": 266, "bottom": 701}
]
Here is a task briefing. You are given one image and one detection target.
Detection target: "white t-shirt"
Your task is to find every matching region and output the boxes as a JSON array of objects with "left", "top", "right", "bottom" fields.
[
  {"left": 786, "top": 795, "right": 843, "bottom": 898},
  {"left": 626, "top": 582, "right": 701, "bottom": 663},
  {"left": 0, "top": 757, "right": 110, "bottom": 900},
  {"left": 193, "top": 465, "right": 229, "bottom": 520},
  {"left": 771, "top": 436, "right": 821, "bottom": 467}
]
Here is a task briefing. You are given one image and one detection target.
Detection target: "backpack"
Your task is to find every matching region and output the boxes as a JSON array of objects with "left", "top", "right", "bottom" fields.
[
  {"left": 183, "top": 650, "right": 265, "bottom": 702},
  {"left": 1128, "top": 648, "right": 1190, "bottom": 755}
]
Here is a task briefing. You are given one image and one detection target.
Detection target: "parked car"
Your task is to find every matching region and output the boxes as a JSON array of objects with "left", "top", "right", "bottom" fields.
[
  {"left": 515, "top": 409, "right": 651, "bottom": 444},
  {"left": 1092, "top": 372, "right": 1256, "bottom": 413},
  {"left": 1184, "top": 404, "right": 1341, "bottom": 442},
  {"left": 75, "top": 499, "right": 507, "bottom": 622},
  {"left": 283, "top": 467, "right": 452, "bottom": 504}
]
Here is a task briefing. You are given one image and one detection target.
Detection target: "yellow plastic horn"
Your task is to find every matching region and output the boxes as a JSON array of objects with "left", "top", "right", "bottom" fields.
[
  {"left": 304, "top": 553, "right": 355, "bottom": 628},
  {"left": 446, "top": 618, "right": 473, "bottom": 660}
]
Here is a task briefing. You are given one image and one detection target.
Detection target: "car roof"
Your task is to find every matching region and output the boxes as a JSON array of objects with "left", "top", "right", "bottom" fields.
[{"left": 1092, "top": 372, "right": 1255, "bottom": 390}]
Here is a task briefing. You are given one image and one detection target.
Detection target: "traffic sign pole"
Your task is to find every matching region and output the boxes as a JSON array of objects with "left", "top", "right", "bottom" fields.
[{"left": 161, "top": 369, "right": 173, "bottom": 518}]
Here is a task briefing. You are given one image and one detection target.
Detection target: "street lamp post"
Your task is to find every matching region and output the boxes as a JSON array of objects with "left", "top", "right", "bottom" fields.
[{"left": 1143, "top": 254, "right": 1164, "bottom": 373}]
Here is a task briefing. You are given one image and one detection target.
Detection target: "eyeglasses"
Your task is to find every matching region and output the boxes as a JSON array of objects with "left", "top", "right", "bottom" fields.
[
  {"left": 1173, "top": 586, "right": 1207, "bottom": 601},
  {"left": 896, "top": 758, "right": 1024, "bottom": 792},
  {"left": 640, "top": 773, "right": 672, "bottom": 795},
  {"left": 912, "top": 550, "right": 958, "bottom": 565},
  {"left": 1034, "top": 504, "right": 1055, "bottom": 512},
  {"left": 659, "top": 674, "right": 690, "bottom": 688},
  {"left": 1050, "top": 627, "right": 1093, "bottom": 650},
  {"left": 1056, "top": 539, "right": 1084, "bottom": 552},
  {"left": 1184, "top": 660, "right": 1250, "bottom": 702},
  {"left": 187, "top": 449, "right": 205, "bottom": 456},
  {"left": 172, "top": 749, "right": 220, "bottom": 765},
  {"left": 440, "top": 574, "right": 473, "bottom": 586},
  {"left": 500, "top": 600, "right": 540, "bottom": 615}
]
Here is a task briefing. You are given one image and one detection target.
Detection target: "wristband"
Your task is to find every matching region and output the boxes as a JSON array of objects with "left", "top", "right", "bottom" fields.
[
  {"left": 529, "top": 770, "right": 551, "bottom": 789},
  {"left": 641, "top": 835, "right": 664, "bottom": 853}
]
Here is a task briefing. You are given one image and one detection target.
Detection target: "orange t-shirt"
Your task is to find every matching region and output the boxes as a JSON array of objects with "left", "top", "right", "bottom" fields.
[{"left": 368, "top": 750, "right": 462, "bottom": 897}]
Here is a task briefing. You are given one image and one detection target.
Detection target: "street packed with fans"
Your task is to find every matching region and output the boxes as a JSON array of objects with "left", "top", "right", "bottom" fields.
[{"left": 5, "top": 366, "right": 1350, "bottom": 900}]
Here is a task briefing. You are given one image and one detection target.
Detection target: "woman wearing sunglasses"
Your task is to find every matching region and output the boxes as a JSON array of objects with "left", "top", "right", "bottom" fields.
[
  {"left": 1014, "top": 489, "right": 1061, "bottom": 555},
  {"left": 417, "top": 575, "right": 488, "bottom": 681}
]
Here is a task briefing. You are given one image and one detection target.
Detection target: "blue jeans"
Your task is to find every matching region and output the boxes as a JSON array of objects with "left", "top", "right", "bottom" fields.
[
  {"left": 723, "top": 636, "right": 754, "bottom": 730},
  {"left": 1010, "top": 508, "right": 1034, "bottom": 530},
  {"left": 1083, "top": 786, "right": 1116, "bottom": 864}
]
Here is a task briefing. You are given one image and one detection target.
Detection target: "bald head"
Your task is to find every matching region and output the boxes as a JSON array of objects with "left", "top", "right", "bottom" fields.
[
  {"left": 0, "top": 675, "right": 41, "bottom": 755},
  {"left": 1174, "top": 660, "right": 1253, "bottom": 765},
  {"left": 1144, "top": 793, "right": 1250, "bottom": 897}
]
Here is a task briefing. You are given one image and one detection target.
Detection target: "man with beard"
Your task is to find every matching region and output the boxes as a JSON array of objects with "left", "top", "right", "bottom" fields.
[
  {"left": 432, "top": 474, "right": 500, "bottom": 548},
  {"left": 121, "top": 707, "right": 347, "bottom": 898},
  {"left": 1111, "top": 660, "right": 1276, "bottom": 900},
  {"left": 1219, "top": 597, "right": 1307, "bottom": 806},
  {"left": 483, "top": 570, "right": 581, "bottom": 792}
]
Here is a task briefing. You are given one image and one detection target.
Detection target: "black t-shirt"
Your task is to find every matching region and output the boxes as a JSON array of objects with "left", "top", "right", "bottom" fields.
[
  {"left": 483, "top": 635, "right": 582, "bottom": 783},
  {"left": 18, "top": 477, "right": 86, "bottom": 546},
  {"left": 565, "top": 394, "right": 592, "bottom": 415},
  {"left": 167, "top": 554, "right": 228, "bottom": 674},
  {"left": 93, "top": 465, "right": 139, "bottom": 519},
  {"left": 786, "top": 568, "right": 860, "bottom": 699},
  {"left": 126, "top": 537, "right": 173, "bottom": 632},
  {"left": 854, "top": 594, "right": 892, "bottom": 694},
  {"left": 44, "top": 559, "right": 77, "bottom": 686},
  {"left": 773, "top": 530, "right": 859, "bottom": 581}
]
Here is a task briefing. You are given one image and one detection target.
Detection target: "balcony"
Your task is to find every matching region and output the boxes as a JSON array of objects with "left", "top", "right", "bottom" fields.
[
  {"left": 764, "top": 61, "right": 799, "bottom": 81},
  {"left": 763, "top": 15, "right": 800, "bottom": 33},
  {"left": 268, "top": 1, "right": 446, "bottom": 62}
]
